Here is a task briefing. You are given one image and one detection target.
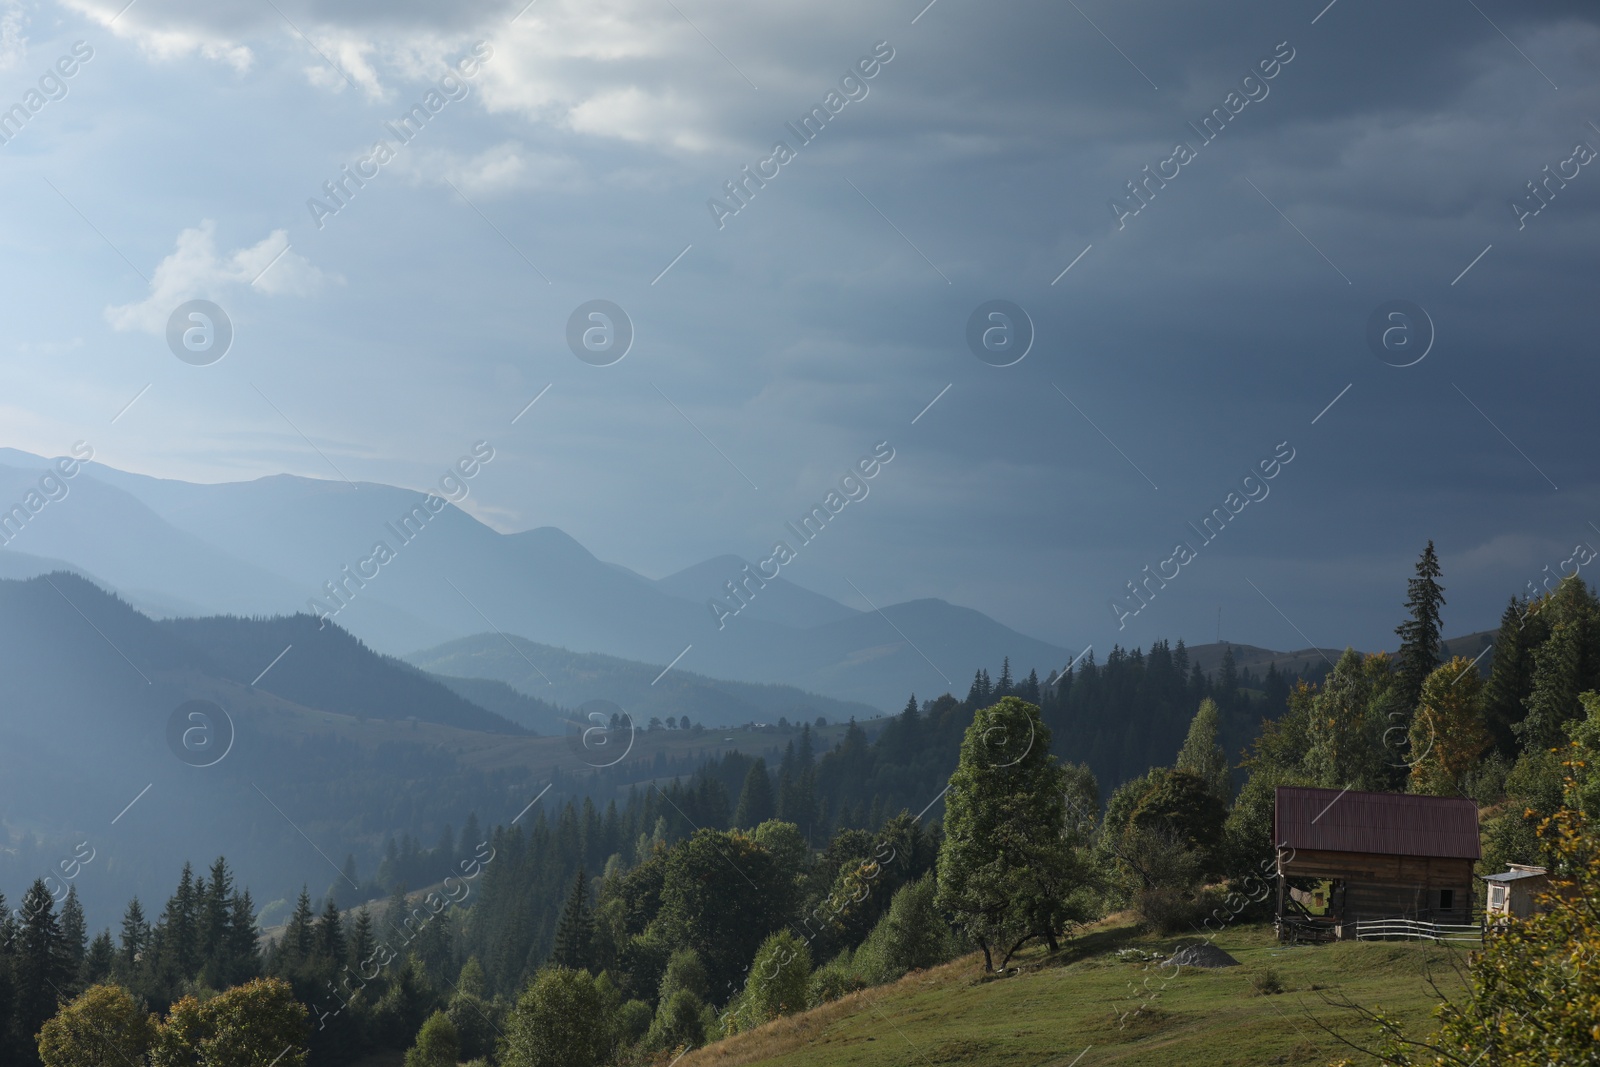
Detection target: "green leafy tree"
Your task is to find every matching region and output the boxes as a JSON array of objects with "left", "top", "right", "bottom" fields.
[
  {"left": 500, "top": 967, "right": 612, "bottom": 1067},
  {"left": 726, "top": 931, "right": 810, "bottom": 1034},
  {"left": 1519, "top": 618, "right": 1585, "bottom": 750},
  {"left": 1175, "top": 697, "right": 1231, "bottom": 801},
  {"left": 644, "top": 989, "right": 706, "bottom": 1053},
  {"left": 654, "top": 828, "right": 798, "bottom": 1000},
  {"left": 1394, "top": 540, "right": 1446, "bottom": 712},
  {"left": 934, "top": 697, "right": 1072, "bottom": 971},
  {"left": 38, "top": 984, "right": 158, "bottom": 1067},
  {"left": 1304, "top": 649, "right": 1400, "bottom": 792},
  {"left": 1407, "top": 657, "right": 1491, "bottom": 796},
  {"left": 403, "top": 1011, "right": 459, "bottom": 1067},
  {"left": 152, "top": 977, "right": 308, "bottom": 1067},
  {"left": 853, "top": 873, "right": 955, "bottom": 984}
]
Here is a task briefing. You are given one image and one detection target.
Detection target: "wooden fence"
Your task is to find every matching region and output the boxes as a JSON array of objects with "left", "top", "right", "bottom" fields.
[{"left": 1352, "top": 917, "right": 1484, "bottom": 943}]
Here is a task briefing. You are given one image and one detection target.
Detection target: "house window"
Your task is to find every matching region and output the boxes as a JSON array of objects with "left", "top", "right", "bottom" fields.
[
  {"left": 1489, "top": 885, "right": 1505, "bottom": 907},
  {"left": 1438, "top": 889, "right": 1455, "bottom": 911}
]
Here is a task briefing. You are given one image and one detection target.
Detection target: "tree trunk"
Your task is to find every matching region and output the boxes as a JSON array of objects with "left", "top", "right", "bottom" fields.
[{"left": 998, "top": 935, "right": 1032, "bottom": 971}]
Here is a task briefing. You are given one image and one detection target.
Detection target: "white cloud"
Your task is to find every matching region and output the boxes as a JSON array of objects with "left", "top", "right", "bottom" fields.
[
  {"left": 60, "top": 0, "right": 254, "bottom": 71},
  {"left": 395, "top": 140, "right": 583, "bottom": 196},
  {"left": 104, "top": 221, "right": 336, "bottom": 334},
  {"left": 0, "top": 0, "right": 28, "bottom": 70}
]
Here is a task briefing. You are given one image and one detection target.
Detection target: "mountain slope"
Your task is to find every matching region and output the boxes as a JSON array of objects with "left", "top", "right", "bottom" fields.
[
  {"left": 654, "top": 554, "right": 859, "bottom": 629},
  {"left": 408, "top": 635, "right": 883, "bottom": 727},
  {"left": 158, "top": 614, "right": 526, "bottom": 734}
]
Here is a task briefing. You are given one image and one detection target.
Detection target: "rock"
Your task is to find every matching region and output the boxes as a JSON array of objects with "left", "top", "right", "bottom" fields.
[{"left": 1167, "top": 942, "right": 1240, "bottom": 969}]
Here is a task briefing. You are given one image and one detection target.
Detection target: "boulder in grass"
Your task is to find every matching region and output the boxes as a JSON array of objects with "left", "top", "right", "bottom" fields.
[{"left": 1167, "top": 942, "right": 1240, "bottom": 969}]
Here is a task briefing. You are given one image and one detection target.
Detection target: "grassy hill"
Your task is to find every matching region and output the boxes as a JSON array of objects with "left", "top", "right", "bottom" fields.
[{"left": 683, "top": 920, "right": 1466, "bottom": 1067}]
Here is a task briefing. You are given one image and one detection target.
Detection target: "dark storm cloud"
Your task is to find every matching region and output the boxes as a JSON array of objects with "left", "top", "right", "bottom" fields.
[{"left": 13, "top": 0, "right": 1600, "bottom": 657}]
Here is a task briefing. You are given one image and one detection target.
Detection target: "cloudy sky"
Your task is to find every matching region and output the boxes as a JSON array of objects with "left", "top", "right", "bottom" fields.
[{"left": 1, "top": 0, "right": 1597, "bottom": 656}]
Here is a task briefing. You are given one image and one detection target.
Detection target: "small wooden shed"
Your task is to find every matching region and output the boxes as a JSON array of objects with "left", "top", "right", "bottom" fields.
[
  {"left": 1274, "top": 786, "right": 1480, "bottom": 939},
  {"left": 1483, "top": 864, "right": 1550, "bottom": 920}
]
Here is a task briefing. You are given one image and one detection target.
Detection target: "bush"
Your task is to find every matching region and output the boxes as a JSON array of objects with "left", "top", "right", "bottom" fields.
[
  {"left": 1133, "top": 887, "right": 1206, "bottom": 935},
  {"left": 806, "top": 953, "right": 870, "bottom": 1011},
  {"left": 657, "top": 947, "right": 710, "bottom": 1004},
  {"left": 726, "top": 931, "right": 811, "bottom": 1033},
  {"left": 807, "top": 951, "right": 868, "bottom": 1008},
  {"left": 612, "top": 999, "right": 653, "bottom": 1050},
  {"left": 644, "top": 989, "right": 705, "bottom": 1052},
  {"left": 446, "top": 993, "right": 498, "bottom": 1062},
  {"left": 853, "top": 874, "right": 956, "bottom": 984},
  {"left": 1250, "top": 969, "right": 1284, "bottom": 996}
]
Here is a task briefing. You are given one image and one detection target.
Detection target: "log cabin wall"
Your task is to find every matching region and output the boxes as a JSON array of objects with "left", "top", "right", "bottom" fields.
[{"left": 1279, "top": 848, "right": 1475, "bottom": 923}]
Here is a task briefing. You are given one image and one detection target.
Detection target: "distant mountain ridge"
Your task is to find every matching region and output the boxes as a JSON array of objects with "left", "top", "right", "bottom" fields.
[{"left": 0, "top": 448, "right": 1074, "bottom": 709}]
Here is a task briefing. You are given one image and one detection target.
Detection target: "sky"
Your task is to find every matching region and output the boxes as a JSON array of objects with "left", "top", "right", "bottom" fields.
[{"left": 1, "top": 0, "right": 1597, "bottom": 658}]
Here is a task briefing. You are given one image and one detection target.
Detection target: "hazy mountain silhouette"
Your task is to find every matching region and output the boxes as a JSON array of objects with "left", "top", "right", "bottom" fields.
[{"left": 1, "top": 450, "right": 1073, "bottom": 708}]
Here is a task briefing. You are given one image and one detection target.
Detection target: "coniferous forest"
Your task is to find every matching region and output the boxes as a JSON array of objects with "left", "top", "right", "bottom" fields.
[{"left": 11, "top": 540, "right": 1600, "bottom": 1067}]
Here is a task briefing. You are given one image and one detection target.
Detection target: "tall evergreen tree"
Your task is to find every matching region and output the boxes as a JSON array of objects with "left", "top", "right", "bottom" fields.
[
  {"left": 732, "top": 759, "right": 776, "bottom": 828},
  {"left": 349, "top": 908, "right": 377, "bottom": 971},
  {"left": 1395, "top": 540, "right": 1447, "bottom": 711},
  {"left": 117, "top": 898, "right": 149, "bottom": 973},
  {"left": 316, "top": 896, "right": 347, "bottom": 966},
  {"left": 551, "top": 870, "right": 593, "bottom": 972},
  {"left": 1484, "top": 596, "right": 1544, "bottom": 755},
  {"left": 81, "top": 930, "right": 115, "bottom": 986},
  {"left": 1020, "top": 669, "right": 1041, "bottom": 705},
  {"left": 59, "top": 885, "right": 87, "bottom": 991},
  {"left": 280, "top": 887, "right": 316, "bottom": 971},
  {"left": 15, "top": 879, "right": 71, "bottom": 1060}
]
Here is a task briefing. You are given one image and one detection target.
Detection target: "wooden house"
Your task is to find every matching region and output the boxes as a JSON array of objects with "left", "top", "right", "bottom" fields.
[
  {"left": 1273, "top": 786, "right": 1480, "bottom": 939},
  {"left": 1483, "top": 864, "right": 1550, "bottom": 920}
]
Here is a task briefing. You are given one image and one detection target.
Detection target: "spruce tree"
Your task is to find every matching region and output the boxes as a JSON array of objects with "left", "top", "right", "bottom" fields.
[
  {"left": 1395, "top": 540, "right": 1446, "bottom": 711},
  {"left": 316, "top": 896, "right": 347, "bottom": 966},
  {"left": 59, "top": 885, "right": 88, "bottom": 990},
  {"left": 1484, "top": 597, "right": 1543, "bottom": 755},
  {"left": 15, "top": 880, "right": 70, "bottom": 1052},
  {"left": 732, "top": 759, "right": 776, "bottom": 828},
  {"left": 199, "top": 857, "right": 234, "bottom": 981},
  {"left": 226, "top": 889, "right": 260, "bottom": 986},
  {"left": 551, "top": 870, "right": 593, "bottom": 972},
  {"left": 117, "top": 898, "right": 149, "bottom": 974},
  {"left": 1020, "top": 669, "right": 1041, "bottom": 705},
  {"left": 82, "top": 930, "right": 115, "bottom": 986},
  {"left": 281, "top": 887, "right": 316, "bottom": 970},
  {"left": 349, "top": 908, "right": 377, "bottom": 972}
]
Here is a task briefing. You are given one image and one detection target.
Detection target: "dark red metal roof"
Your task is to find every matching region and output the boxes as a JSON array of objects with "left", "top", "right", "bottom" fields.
[{"left": 1274, "top": 786, "right": 1480, "bottom": 859}]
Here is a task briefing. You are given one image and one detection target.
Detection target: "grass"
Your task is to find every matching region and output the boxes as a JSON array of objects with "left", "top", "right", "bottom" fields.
[{"left": 677, "top": 919, "right": 1470, "bottom": 1067}]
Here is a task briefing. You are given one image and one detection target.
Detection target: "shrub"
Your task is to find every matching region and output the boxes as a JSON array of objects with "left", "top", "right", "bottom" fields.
[
  {"left": 853, "top": 873, "right": 957, "bottom": 985},
  {"left": 1133, "top": 887, "right": 1205, "bottom": 935},
  {"left": 807, "top": 951, "right": 868, "bottom": 1008},
  {"left": 726, "top": 931, "right": 811, "bottom": 1033},
  {"left": 644, "top": 989, "right": 706, "bottom": 1052},
  {"left": 1250, "top": 968, "right": 1284, "bottom": 996}
]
